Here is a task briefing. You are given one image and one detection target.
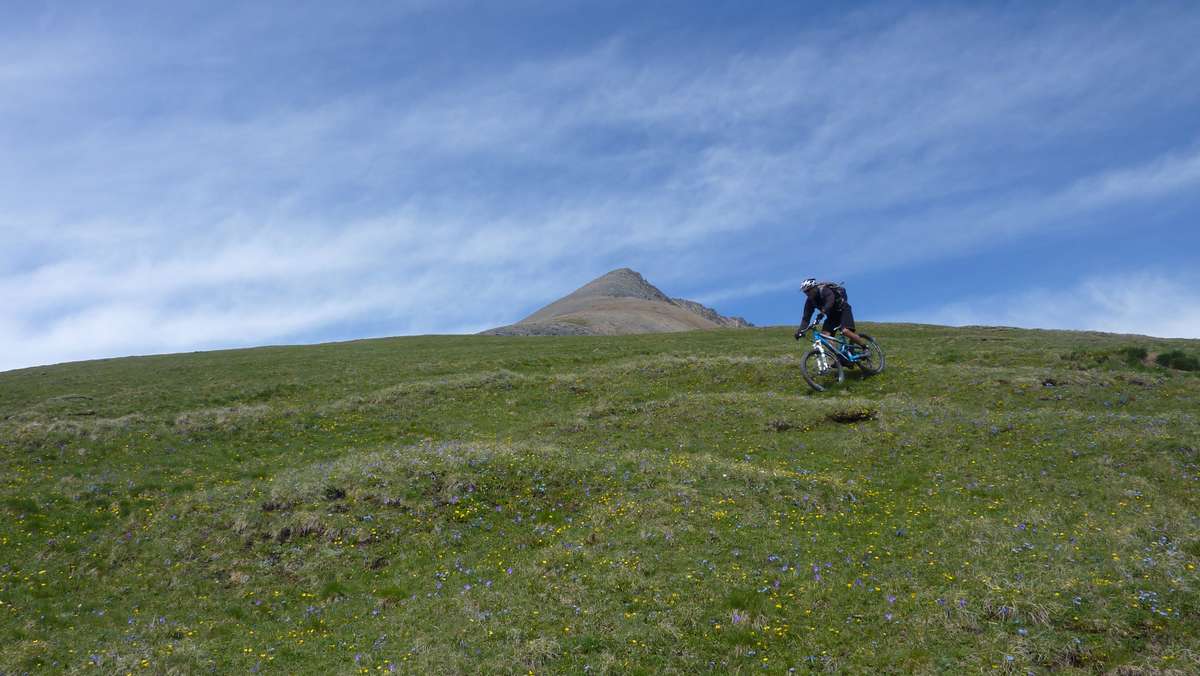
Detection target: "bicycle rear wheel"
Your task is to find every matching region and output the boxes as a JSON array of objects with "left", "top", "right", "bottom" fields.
[
  {"left": 855, "top": 334, "right": 885, "bottom": 375},
  {"left": 801, "top": 347, "right": 844, "bottom": 392}
]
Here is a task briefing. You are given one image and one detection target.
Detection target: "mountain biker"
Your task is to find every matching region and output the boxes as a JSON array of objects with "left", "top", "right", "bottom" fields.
[{"left": 794, "top": 278, "right": 867, "bottom": 349}]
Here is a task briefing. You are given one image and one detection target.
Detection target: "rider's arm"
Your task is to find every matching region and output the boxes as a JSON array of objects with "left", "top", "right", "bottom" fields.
[
  {"left": 799, "top": 296, "right": 815, "bottom": 329},
  {"left": 797, "top": 297, "right": 816, "bottom": 338}
]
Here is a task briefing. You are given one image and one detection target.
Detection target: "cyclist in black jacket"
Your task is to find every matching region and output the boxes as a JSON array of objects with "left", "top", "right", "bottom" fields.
[{"left": 795, "top": 278, "right": 867, "bottom": 349}]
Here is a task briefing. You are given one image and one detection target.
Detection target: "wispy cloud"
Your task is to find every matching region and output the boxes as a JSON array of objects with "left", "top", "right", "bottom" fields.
[
  {"left": 842, "top": 144, "right": 1200, "bottom": 279},
  {"left": 691, "top": 142, "right": 1200, "bottom": 307}
]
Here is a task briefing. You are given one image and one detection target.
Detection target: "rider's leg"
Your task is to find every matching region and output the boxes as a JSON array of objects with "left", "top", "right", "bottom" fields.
[
  {"left": 838, "top": 305, "right": 867, "bottom": 347},
  {"left": 819, "top": 317, "right": 838, "bottom": 341},
  {"left": 842, "top": 328, "right": 867, "bottom": 348}
]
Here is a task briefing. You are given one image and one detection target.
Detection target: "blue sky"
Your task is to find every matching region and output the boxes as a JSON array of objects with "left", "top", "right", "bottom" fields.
[{"left": 3, "top": 1, "right": 1199, "bottom": 372}]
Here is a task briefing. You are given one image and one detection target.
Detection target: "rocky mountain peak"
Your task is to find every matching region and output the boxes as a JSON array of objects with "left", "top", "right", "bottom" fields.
[
  {"left": 481, "top": 268, "right": 752, "bottom": 336},
  {"left": 564, "top": 268, "right": 673, "bottom": 303}
]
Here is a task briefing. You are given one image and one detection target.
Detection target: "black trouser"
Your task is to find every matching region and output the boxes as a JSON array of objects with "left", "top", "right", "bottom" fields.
[{"left": 823, "top": 303, "right": 855, "bottom": 333}]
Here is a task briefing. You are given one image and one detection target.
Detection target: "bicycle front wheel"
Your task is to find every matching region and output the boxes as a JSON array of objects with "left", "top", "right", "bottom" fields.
[
  {"left": 855, "top": 334, "right": 885, "bottom": 375},
  {"left": 801, "top": 348, "right": 844, "bottom": 392}
]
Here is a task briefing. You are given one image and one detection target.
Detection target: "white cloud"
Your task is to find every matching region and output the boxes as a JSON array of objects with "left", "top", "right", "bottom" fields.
[{"left": 895, "top": 272, "right": 1200, "bottom": 339}]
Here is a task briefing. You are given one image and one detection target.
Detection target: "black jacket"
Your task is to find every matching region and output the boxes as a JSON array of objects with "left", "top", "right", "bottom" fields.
[{"left": 800, "top": 285, "right": 845, "bottom": 327}]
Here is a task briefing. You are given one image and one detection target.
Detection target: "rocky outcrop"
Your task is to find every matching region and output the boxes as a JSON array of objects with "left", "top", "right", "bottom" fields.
[{"left": 669, "top": 298, "right": 753, "bottom": 329}]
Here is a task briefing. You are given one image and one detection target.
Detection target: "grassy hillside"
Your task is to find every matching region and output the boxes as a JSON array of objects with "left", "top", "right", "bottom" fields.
[{"left": 1, "top": 324, "right": 1198, "bottom": 674}]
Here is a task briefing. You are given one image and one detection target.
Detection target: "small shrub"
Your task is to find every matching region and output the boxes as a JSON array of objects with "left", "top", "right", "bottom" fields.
[
  {"left": 1155, "top": 350, "right": 1199, "bottom": 371},
  {"left": 1061, "top": 346, "right": 1148, "bottom": 370},
  {"left": 1115, "top": 346, "right": 1148, "bottom": 366}
]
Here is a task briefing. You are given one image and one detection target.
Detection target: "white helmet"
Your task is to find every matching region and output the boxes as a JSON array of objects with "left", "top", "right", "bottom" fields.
[{"left": 800, "top": 278, "right": 817, "bottom": 292}]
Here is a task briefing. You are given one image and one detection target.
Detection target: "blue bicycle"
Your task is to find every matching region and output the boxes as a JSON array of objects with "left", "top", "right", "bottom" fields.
[{"left": 797, "top": 313, "right": 885, "bottom": 392}]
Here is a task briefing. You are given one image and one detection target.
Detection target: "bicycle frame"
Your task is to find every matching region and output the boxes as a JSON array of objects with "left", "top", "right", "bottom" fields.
[{"left": 806, "top": 314, "right": 867, "bottom": 366}]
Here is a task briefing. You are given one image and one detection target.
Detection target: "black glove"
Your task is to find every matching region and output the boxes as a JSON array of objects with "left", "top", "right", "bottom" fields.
[{"left": 794, "top": 327, "right": 804, "bottom": 341}]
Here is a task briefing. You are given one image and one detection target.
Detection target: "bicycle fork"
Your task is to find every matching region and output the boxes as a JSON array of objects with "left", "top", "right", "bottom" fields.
[{"left": 814, "top": 343, "right": 834, "bottom": 371}]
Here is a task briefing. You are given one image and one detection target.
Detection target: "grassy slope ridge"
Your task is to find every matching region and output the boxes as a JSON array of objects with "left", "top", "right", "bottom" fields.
[{"left": 1, "top": 324, "right": 1198, "bottom": 674}]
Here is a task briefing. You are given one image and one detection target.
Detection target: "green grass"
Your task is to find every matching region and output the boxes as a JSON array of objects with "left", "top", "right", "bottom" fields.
[{"left": 1, "top": 324, "right": 1198, "bottom": 673}]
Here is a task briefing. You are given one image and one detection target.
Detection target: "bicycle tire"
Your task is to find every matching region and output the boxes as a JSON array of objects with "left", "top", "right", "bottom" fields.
[
  {"left": 801, "top": 347, "right": 844, "bottom": 392},
  {"left": 855, "top": 334, "right": 885, "bottom": 375}
]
